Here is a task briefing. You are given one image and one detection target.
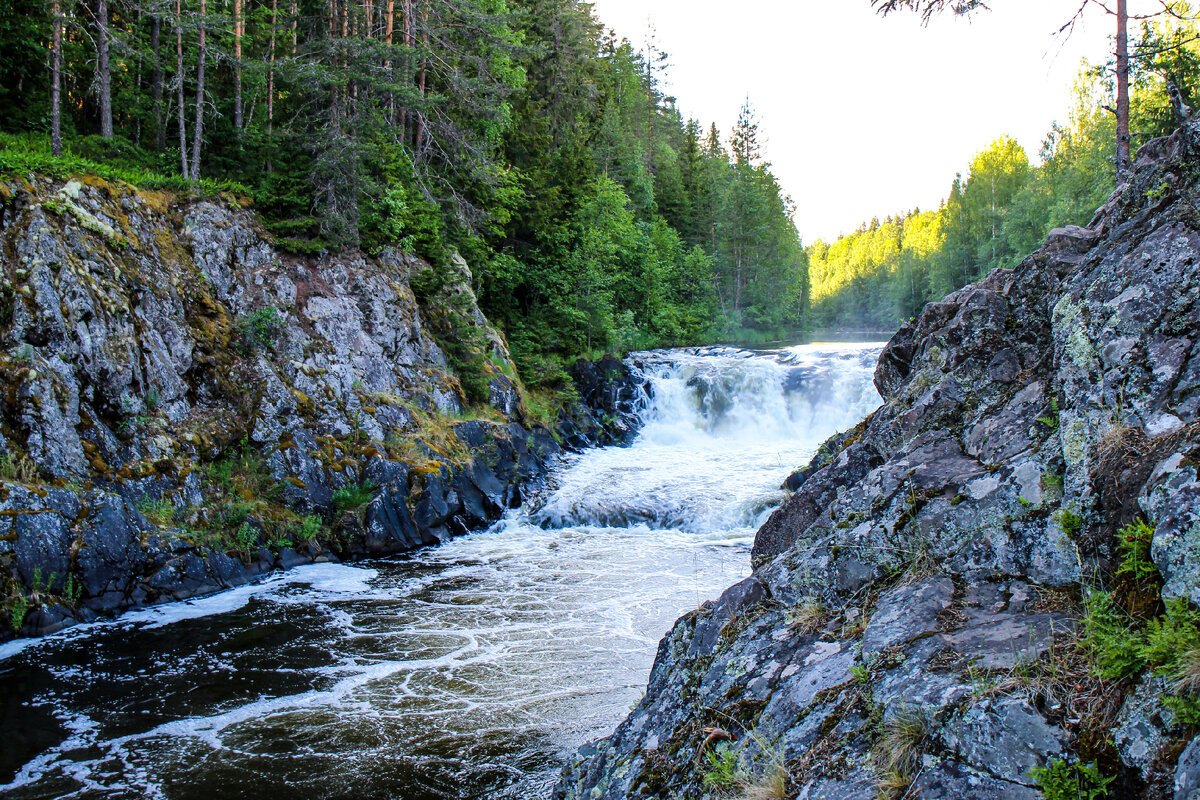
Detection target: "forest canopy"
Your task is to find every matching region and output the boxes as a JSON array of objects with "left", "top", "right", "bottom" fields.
[{"left": 0, "top": 0, "right": 1197, "bottom": 379}]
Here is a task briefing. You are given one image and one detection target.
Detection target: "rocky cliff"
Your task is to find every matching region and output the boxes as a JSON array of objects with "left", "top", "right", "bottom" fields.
[
  {"left": 556, "top": 127, "right": 1200, "bottom": 798},
  {"left": 0, "top": 174, "right": 642, "bottom": 640}
]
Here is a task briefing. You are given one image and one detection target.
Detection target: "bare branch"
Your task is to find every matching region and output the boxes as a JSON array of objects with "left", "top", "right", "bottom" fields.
[{"left": 871, "top": 0, "right": 990, "bottom": 25}]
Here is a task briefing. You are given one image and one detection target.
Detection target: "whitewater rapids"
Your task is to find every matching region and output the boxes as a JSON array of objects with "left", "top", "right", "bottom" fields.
[{"left": 0, "top": 342, "right": 883, "bottom": 800}]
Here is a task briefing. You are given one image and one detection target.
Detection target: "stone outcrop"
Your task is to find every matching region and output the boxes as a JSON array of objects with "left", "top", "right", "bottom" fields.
[
  {"left": 557, "top": 127, "right": 1200, "bottom": 799},
  {"left": 0, "top": 175, "right": 641, "bottom": 640}
]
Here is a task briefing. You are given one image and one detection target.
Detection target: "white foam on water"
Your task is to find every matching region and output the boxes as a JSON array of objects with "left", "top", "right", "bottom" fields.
[
  {"left": 535, "top": 343, "right": 883, "bottom": 534},
  {"left": 0, "top": 342, "right": 885, "bottom": 800}
]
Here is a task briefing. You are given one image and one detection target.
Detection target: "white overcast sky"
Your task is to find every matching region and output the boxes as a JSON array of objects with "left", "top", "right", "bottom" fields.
[{"left": 587, "top": 0, "right": 1119, "bottom": 243}]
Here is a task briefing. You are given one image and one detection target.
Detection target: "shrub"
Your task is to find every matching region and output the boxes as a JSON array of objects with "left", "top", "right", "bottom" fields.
[
  {"left": 332, "top": 481, "right": 377, "bottom": 512},
  {"left": 238, "top": 307, "right": 285, "bottom": 352},
  {"left": 1116, "top": 519, "right": 1157, "bottom": 584},
  {"left": 9, "top": 595, "right": 29, "bottom": 633},
  {"left": 296, "top": 515, "right": 323, "bottom": 543},
  {"left": 235, "top": 521, "right": 259, "bottom": 552},
  {"left": 1082, "top": 590, "right": 1146, "bottom": 680},
  {"left": 701, "top": 747, "right": 741, "bottom": 789},
  {"left": 1029, "top": 759, "right": 1113, "bottom": 800}
]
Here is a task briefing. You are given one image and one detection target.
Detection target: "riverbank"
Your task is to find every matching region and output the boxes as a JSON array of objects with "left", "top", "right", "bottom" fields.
[
  {"left": 0, "top": 343, "right": 883, "bottom": 797},
  {"left": 556, "top": 126, "right": 1200, "bottom": 799},
  {"left": 0, "top": 174, "right": 644, "bottom": 642}
]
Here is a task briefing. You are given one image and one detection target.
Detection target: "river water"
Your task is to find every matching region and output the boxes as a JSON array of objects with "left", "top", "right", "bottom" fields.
[{"left": 0, "top": 342, "right": 883, "bottom": 800}]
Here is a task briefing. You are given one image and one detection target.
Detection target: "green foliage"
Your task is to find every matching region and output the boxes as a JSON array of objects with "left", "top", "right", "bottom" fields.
[
  {"left": 332, "top": 481, "right": 378, "bottom": 513},
  {"left": 850, "top": 664, "right": 871, "bottom": 684},
  {"left": 1057, "top": 508, "right": 1082, "bottom": 538},
  {"left": 1082, "top": 590, "right": 1147, "bottom": 680},
  {"left": 1029, "top": 759, "right": 1114, "bottom": 800},
  {"left": 235, "top": 522, "right": 259, "bottom": 552},
  {"left": 238, "top": 307, "right": 285, "bottom": 352},
  {"left": 1116, "top": 519, "right": 1158, "bottom": 584},
  {"left": 1037, "top": 399, "right": 1061, "bottom": 431},
  {"left": 1082, "top": 548, "right": 1200, "bottom": 722},
  {"left": 1141, "top": 598, "right": 1200, "bottom": 671},
  {"left": 808, "top": 74, "right": 1117, "bottom": 331},
  {"left": 63, "top": 574, "right": 82, "bottom": 607},
  {"left": 137, "top": 496, "right": 176, "bottom": 528},
  {"left": 9, "top": 594, "right": 28, "bottom": 633},
  {"left": 0, "top": 133, "right": 247, "bottom": 195},
  {"left": 701, "top": 747, "right": 741, "bottom": 789},
  {"left": 295, "top": 515, "right": 323, "bottom": 544}
]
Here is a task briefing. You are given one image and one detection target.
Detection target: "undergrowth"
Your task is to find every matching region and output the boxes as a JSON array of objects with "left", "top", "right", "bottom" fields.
[
  {"left": 0, "top": 132, "right": 248, "bottom": 195},
  {"left": 1030, "top": 759, "right": 1115, "bottom": 800}
]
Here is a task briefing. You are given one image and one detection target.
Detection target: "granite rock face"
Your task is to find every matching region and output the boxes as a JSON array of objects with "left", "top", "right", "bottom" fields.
[
  {"left": 557, "top": 128, "right": 1200, "bottom": 799},
  {"left": 0, "top": 176, "right": 642, "bottom": 639}
]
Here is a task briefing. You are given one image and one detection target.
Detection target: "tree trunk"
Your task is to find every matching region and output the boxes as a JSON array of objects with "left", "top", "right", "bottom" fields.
[
  {"left": 51, "top": 0, "right": 63, "bottom": 156},
  {"left": 176, "top": 0, "right": 189, "bottom": 179},
  {"left": 191, "top": 0, "right": 207, "bottom": 179},
  {"left": 328, "top": 0, "right": 341, "bottom": 130},
  {"left": 151, "top": 15, "right": 165, "bottom": 151},
  {"left": 96, "top": 0, "right": 114, "bottom": 138},
  {"left": 384, "top": 0, "right": 394, "bottom": 122},
  {"left": 268, "top": 0, "right": 277, "bottom": 137},
  {"left": 415, "top": 0, "right": 427, "bottom": 151},
  {"left": 1116, "top": 0, "right": 1131, "bottom": 178},
  {"left": 234, "top": 0, "right": 243, "bottom": 131},
  {"left": 401, "top": 0, "right": 412, "bottom": 135}
]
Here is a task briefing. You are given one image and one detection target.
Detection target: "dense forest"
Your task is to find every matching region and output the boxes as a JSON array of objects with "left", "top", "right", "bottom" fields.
[
  {"left": 1, "top": 0, "right": 1198, "bottom": 381},
  {"left": 0, "top": 0, "right": 805, "bottom": 388},
  {"left": 808, "top": 4, "right": 1200, "bottom": 330}
]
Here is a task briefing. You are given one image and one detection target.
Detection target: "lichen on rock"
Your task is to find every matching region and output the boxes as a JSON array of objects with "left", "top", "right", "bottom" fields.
[
  {"left": 0, "top": 175, "right": 643, "bottom": 640},
  {"left": 557, "top": 125, "right": 1200, "bottom": 800}
]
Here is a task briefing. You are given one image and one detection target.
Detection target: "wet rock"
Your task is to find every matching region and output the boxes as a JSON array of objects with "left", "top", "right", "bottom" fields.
[
  {"left": 1114, "top": 675, "right": 1176, "bottom": 775},
  {"left": 77, "top": 494, "right": 151, "bottom": 611},
  {"left": 909, "top": 758, "right": 1040, "bottom": 799},
  {"left": 1178, "top": 736, "right": 1200, "bottom": 800},
  {"left": 942, "top": 697, "right": 1069, "bottom": 785}
]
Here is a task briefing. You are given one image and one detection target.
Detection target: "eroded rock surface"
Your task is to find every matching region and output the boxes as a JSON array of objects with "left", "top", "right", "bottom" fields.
[
  {"left": 557, "top": 127, "right": 1200, "bottom": 799},
  {"left": 0, "top": 177, "right": 641, "bottom": 639}
]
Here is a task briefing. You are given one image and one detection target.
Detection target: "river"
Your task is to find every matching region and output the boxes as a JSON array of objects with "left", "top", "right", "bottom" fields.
[{"left": 0, "top": 342, "right": 883, "bottom": 800}]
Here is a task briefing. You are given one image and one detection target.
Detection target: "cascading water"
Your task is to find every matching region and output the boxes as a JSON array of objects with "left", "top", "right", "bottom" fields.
[{"left": 0, "top": 342, "right": 883, "bottom": 800}]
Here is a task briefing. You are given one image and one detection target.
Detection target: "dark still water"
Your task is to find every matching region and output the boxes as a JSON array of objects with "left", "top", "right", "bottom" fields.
[{"left": 0, "top": 343, "right": 882, "bottom": 800}]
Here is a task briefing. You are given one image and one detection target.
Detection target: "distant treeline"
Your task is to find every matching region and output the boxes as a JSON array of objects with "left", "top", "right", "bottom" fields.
[
  {"left": 3, "top": 0, "right": 1199, "bottom": 378},
  {"left": 808, "top": 7, "right": 1200, "bottom": 330}
]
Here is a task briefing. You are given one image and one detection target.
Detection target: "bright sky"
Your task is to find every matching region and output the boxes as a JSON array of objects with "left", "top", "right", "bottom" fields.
[{"left": 587, "top": 0, "right": 1118, "bottom": 243}]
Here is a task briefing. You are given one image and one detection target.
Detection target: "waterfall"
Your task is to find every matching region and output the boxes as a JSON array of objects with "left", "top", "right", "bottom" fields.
[
  {"left": 534, "top": 342, "right": 883, "bottom": 534},
  {"left": 0, "top": 341, "right": 885, "bottom": 800}
]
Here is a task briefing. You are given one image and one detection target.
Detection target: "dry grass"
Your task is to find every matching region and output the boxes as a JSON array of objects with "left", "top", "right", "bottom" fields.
[
  {"left": 785, "top": 602, "right": 829, "bottom": 635},
  {"left": 735, "top": 729, "right": 790, "bottom": 800},
  {"left": 873, "top": 706, "right": 930, "bottom": 798},
  {"left": 0, "top": 451, "right": 41, "bottom": 484},
  {"left": 738, "top": 759, "right": 789, "bottom": 800},
  {"left": 1172, "top": 649, "right": 1200, "bottom": 695},
  {"left": 983, "top": 625, "right": 1126, "bottom": 761}
]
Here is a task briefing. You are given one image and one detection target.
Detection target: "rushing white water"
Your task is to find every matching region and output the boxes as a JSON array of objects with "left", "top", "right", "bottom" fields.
[{"left": 0, "top": 342, "right": 883, "bottom": 800}]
